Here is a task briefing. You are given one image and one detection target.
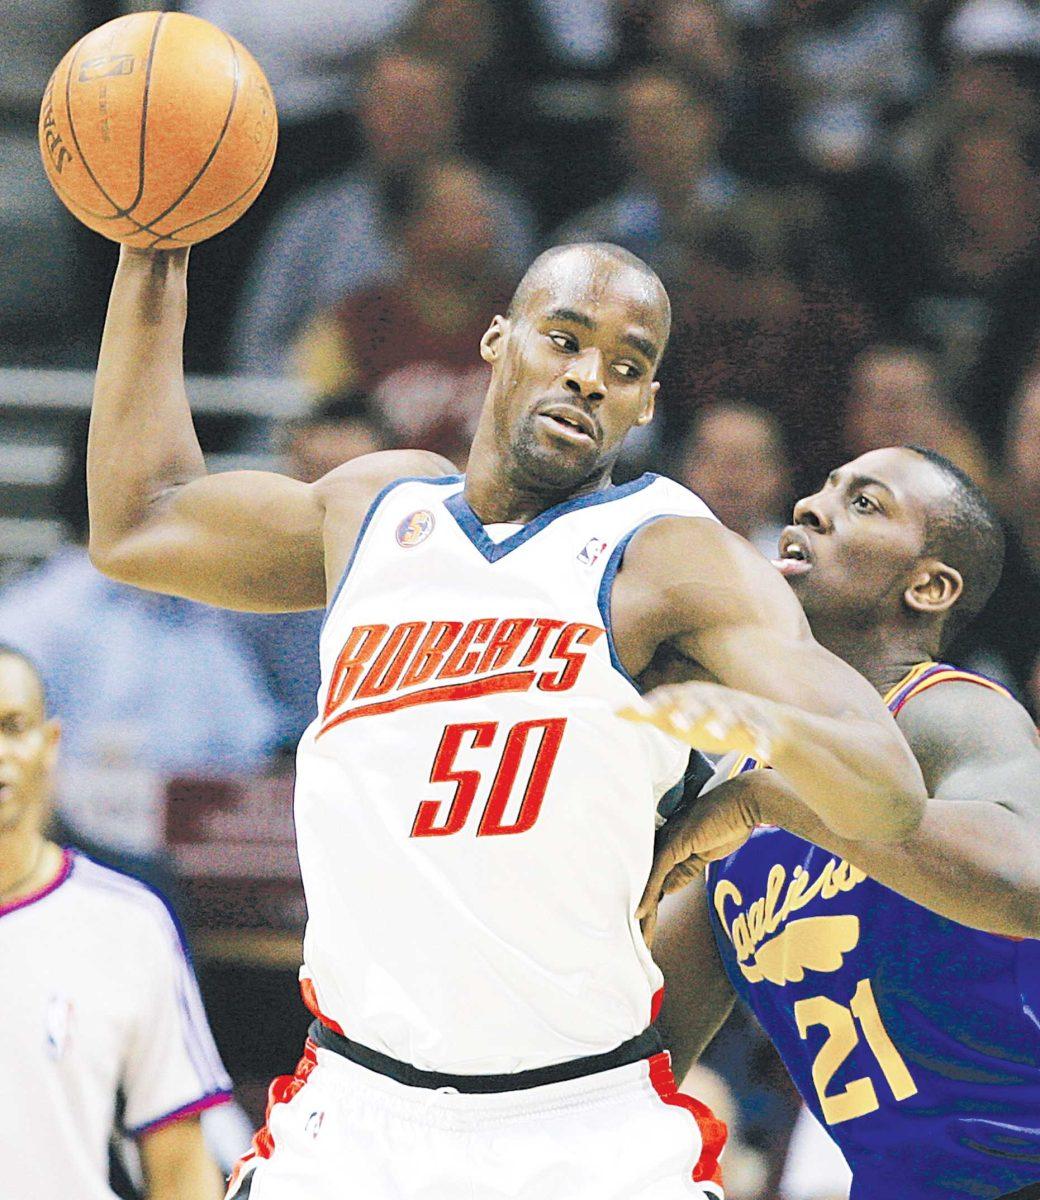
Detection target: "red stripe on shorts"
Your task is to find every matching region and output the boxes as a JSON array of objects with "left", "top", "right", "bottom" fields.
[
  {"left": 300, "top": 976, "right": 347, "bottom": 1037},
  {"left": 648, "top": 1051, "right": 727, "bottom": 1189},
  {"left": 224, "top": 1039, "right": 319, "bottom": 1198}
]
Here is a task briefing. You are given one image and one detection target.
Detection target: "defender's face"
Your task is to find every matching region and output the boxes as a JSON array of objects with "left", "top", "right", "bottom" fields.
[
  {"left": 775, "top": 448, "right": 946, "bottom": 626},
  {"left": 0, "top": 658, "right": 58, "bottom": 836},
  {"left": 483, "top": 257, "right": 665, "bottom": 490}
]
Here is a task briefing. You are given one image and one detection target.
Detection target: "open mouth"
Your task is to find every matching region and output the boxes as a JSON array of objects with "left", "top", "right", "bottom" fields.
[
  {"left": 772, "top": 529, "right": 813, "bottom": 577},
  {"left": 538, "top": 404, "right": 597, "bottom": 444}
]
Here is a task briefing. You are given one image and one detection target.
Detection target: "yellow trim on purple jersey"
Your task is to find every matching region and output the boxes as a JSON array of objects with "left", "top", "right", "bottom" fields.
[
  {"left": 724, "top": 661, "right": 1013, "bottom": 784},
  {"left": 883, "top": 660, "right": 1013, "bottom": 717}
]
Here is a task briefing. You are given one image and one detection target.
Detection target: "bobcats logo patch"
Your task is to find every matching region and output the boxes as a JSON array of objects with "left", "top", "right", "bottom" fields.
[{"left": 396, "top": 510, "right": 434, "bottom": 548}]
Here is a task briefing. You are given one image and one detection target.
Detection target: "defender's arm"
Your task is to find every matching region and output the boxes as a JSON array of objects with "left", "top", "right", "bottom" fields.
[
  {"left": 89, "top": 247, "right": 450, "bottom": 610},
  {"left": 653, "top": 879, "right": 736, "bottom": 1081},
  {"left": 733, "top": 684, "right": 1040, "bottom": 938},
  {"left": 615, "top": 517, "right": 926, "bottom": 841}
]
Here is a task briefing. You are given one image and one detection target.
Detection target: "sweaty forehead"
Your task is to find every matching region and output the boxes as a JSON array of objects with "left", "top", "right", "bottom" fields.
[
  {"left": 842, "top": 448, "right": 952, "bottom": 508},
  {"left": 523, "top": 252, "right": 668, "bottom": 332},
  {"left": 0, "top": 655, "right": 44, "bottom": 719}
]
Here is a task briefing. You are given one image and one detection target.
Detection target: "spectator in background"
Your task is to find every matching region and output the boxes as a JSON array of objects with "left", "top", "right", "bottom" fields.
[
  {"left": 621, "top": 0, "right": 793, "bottom": 186},
  {"left": 180, "top": 0, "right": 418, "bottom": 192},
  {"left": 641, "top": 0, "right": 740, "bottom": 96},
  {"left": 844, "top": 343, "right": 992, "bottom": 489},
  {"left": 180, "top": 1, "right": 416, "bottom": 126},
  {"left": 660, "top": 189, "right": 873, "bottom": 491},
  {"left": 232, "top": 393, "right": 392, "bottom": 752},
  {"left": 902, "top": 117, "right": 1040, "bottom": 452},
  {"left": 771, "top": 0, "right": 927, "bottom": 177},
  {"left": 675, "top": 402, "right": 792, "bottom": 560},
  {"left": 0, "top": 427, "right": 277, "bottom": 875},
  {"left": 971, "top": 369, "right": 1040, "bottom": 716},
  {"left": 231, "top": 47, "right": 533, "bottom": 375},
  {"left": 552, "top": 67, "right": 739, "bottom": 279},
  {"left": 397, "top": 0, "right": 527, "bottom": 178},
  {"left": 292, "top": 157, "right": 512, "bottom": 464}
]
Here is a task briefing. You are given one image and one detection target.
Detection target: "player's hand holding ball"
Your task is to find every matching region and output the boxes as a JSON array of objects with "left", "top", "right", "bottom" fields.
[{"left": 39, "top": 11, "right": 277, "bottom": 248}]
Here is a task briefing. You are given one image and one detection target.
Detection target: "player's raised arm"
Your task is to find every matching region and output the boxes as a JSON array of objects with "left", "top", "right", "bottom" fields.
[
  {"left": 616, "top": 517, "right": 926, "bottom": 841},
  {"left": 88, "top": 247, "right": 452, "bottom": 611},
  {"left": 88, "top": 245, "right": 328, "bottom": 610}
]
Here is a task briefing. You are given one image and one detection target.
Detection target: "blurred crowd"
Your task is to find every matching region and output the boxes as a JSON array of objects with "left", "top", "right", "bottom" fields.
[{"left": 5, "top": 1, "right": 1040, "bottom": 1197}]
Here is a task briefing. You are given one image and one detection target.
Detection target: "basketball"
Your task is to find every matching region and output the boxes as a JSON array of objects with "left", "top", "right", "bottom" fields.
[{"left": 38, "top": 11, "right": 277, "bottom": 248}]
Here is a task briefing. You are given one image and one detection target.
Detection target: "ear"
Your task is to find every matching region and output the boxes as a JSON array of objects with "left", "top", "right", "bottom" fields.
[
  {"left": 635, "top": 380, "right": 659, "bottom": 427},
  {"left": 480, "top": 315, "right": 509, "bottom": 364},
  {"left": 42, "top": 718, "right": 61, "bottom": 771},
  {"left": 904, "top": 559, "right": 963, "bottom": 618}
]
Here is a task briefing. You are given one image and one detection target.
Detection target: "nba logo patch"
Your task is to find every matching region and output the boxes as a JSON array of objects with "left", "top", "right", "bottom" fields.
[
  {"left": 577, "top": 538, "right": 608, "bottom": 567},
  {"left": 304, "top": 1110, "right": 325, "bottom": 1139},
  {"left": 396, "top": 510, "right": 434, "bottom": 548},
  {"left": 44, "top": 995, "right": 73, "bottom": 1060}
]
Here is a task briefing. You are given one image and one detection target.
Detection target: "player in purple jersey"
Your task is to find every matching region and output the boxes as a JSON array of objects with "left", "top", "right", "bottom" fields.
[{"left": 630, "top": 446, "right": 1040, "bottom": 1200}]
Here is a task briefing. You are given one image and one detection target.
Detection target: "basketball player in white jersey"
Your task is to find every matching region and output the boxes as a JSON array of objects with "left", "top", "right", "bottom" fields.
[
  {"left": 0, "top": 644, "right": 231, "bottom": 1200},
  {"left": 86, "top": 240, "right": 926, "bottom": 1199}
]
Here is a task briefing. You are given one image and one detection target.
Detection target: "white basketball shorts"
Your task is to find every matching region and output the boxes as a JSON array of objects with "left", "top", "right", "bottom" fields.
[{"left": 226, "top": 1036, "right": 725, "bottom": 1199}]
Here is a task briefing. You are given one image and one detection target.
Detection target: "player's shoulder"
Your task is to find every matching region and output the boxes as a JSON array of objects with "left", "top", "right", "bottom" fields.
[
  {"left": 630, "top": 474, "right": 718, "bottom": 521},
  {"left": 618, "top": 487, "right": 797, "bottom": 615},
  {"left": 66, "top": 853, "right": 186, "bottom": 950},
  {"left": 895, "top": 665, "right": 1037, "bottom": 765},
  {"left": 314, "top": 449, "right": 459, "bottom": 514}
]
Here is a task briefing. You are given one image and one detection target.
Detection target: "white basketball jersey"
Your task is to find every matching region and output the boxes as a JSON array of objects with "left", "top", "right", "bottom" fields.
[
  {"left": 295, "top": 472, "right": 716, "bottom": 1074},
  {"left": 0, "top": 850, "right": 231, "bottom": 1200}
]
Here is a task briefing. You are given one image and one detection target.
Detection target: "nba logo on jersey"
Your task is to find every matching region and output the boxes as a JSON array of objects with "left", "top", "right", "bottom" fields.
[
  {"left": 396, "top": 510, "right": 435, "bottom": 548},
  {"left": 44, "top": 994, "right": 73, "bottom": 1060},
  {"left": 304, "top": 1110, "right": 325, "bottom": 1139},
  {"left": 577, "top": 537, "right": 608, "bottom": 567}
]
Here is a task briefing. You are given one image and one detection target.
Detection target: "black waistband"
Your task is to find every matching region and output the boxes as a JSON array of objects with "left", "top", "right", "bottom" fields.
[
  {"left": 308, "top": 1019, "right": 663, "bottom": 1094},
  {"left": 998, "top": 1185, "right": 1040, "bottom": 1200}
]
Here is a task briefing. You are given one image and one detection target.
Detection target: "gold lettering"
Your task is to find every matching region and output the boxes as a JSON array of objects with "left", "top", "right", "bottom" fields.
[
  {"left": 820, "top": 859, "right": 841, "bottom": 900},
  {"left": 720, "top": 856, "right": 868, "bottom": 984},
  {"left": 731, "top": 914, "right": 753, "bottom": 961},
  {"left": 763, "top": 863, "right": 786, "bottom": 935}
]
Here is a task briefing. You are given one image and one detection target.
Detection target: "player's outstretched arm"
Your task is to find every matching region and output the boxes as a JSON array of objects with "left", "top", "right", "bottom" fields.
[
  {"left": 615, "top": 517, "right": 926, "bottom": 841},
  {"left": 88, "top": 245, "right": 328, "bottom": 609},
  {"left": 641, "top": 683, "right": 1040, "bottom": 937}
]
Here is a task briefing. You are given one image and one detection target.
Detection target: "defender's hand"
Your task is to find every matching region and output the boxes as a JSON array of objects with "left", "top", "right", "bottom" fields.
[
  {"left": 638, "top": 782, "right": 761, "bottom": 947},
  {"left": 619, "top": 682, "right": 783, "bottom": 761}
]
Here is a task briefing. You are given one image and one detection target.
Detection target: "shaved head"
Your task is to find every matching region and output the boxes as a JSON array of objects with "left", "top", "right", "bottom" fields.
[{"left": 507, "top": 243, "right": 671, "bottom": 359}]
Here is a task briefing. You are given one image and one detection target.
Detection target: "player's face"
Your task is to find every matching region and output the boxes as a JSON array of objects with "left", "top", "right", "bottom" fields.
[
  {"left": 776, "top": 448, "right": 947, "bottom": 629},
  {"left": 481, "top": 257, "right": 664, "bottom": 490},
  {"left": 0, "top": 658, "right": 59, "bottom": 836}
]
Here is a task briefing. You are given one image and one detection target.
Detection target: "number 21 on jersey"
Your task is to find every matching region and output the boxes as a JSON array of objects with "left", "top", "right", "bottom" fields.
[
  {"left": 796, "top": 977, "right": 918, "bottom": 1124},
  {"left": 411, "top": 718, "right": 567, "bottom": 838}
]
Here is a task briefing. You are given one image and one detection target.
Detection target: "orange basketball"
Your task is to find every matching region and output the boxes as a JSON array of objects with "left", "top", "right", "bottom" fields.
[{"left": 38, "top": 11, "right": 277, "bottom": 248}]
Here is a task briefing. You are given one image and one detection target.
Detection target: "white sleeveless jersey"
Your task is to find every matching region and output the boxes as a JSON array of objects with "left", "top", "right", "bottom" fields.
[{"left": 295, "top": 472, "right": 716, "bottom": 1074}]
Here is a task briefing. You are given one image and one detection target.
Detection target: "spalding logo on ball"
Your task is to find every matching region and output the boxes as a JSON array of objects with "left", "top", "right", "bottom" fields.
[{"left": 39, "top": 11, "right": 277, "bottom": 248}]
